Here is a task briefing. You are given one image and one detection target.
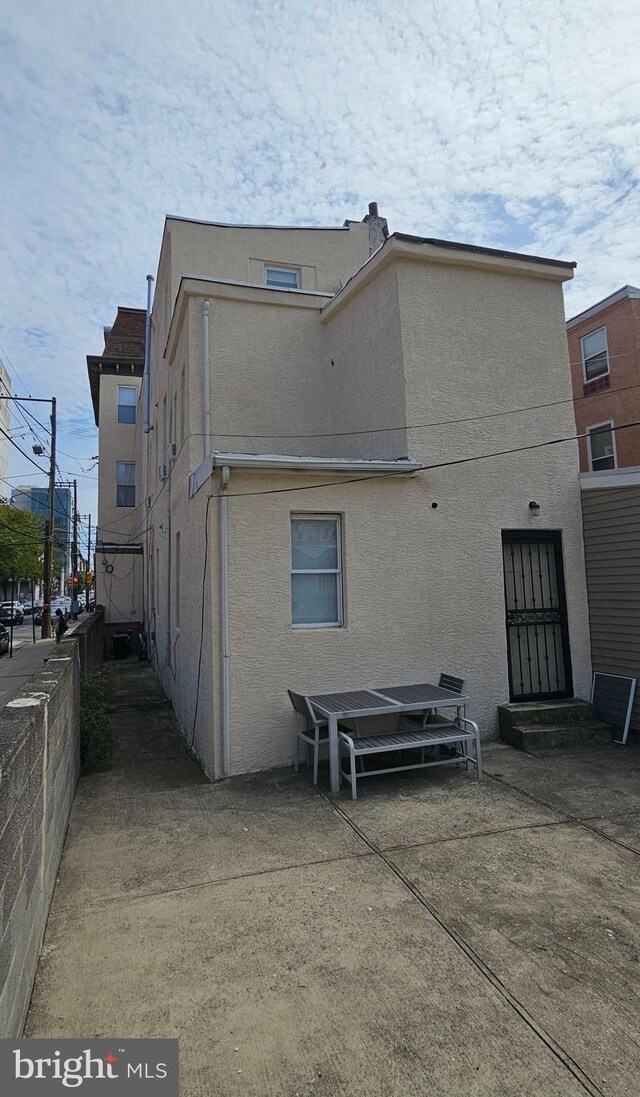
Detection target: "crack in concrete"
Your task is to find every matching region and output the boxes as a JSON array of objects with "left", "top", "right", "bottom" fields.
[{"left": 321, "top": 788, "right": 606, "bottom": 1097}]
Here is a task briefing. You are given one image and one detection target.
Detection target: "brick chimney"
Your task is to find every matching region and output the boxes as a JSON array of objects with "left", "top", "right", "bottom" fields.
[{"left": 362, "top": 201, "right": 389, "bottom": 254}]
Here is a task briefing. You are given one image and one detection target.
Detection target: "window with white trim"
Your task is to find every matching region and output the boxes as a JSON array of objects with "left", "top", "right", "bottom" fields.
[
  {"left": 587, "top": 422, "right": 616, "bottom": 471},
  {"left": 117, "top": 385, "right": 137, "bottom": 424},
  {"left": 581, "top": 327, "right": 609, "bottom": 382},
  {"left": 116, "top": 461, "right": 136, "bottom": 507},
  {"left": 265, "top": 265, "right": 300, "bottom": 290},
  {"left": 291, "top": 515, "right": 343, "bottom": 627}
]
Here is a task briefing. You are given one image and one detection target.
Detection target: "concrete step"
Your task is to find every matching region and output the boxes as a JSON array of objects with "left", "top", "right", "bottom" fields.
[
  {"left": 499, "top": 700, "right": 595, "bottom": 737},
  {"left": 501, "top": 720, "right": 612, "bottom": 753}
]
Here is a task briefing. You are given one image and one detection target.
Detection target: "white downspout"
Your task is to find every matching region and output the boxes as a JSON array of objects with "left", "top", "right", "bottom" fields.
[
  {"left": 219, "top": 465, "right": 230, "bottom": 777},
  {"left": 202, "top": 299, "right": 211, "bottom": 455}
]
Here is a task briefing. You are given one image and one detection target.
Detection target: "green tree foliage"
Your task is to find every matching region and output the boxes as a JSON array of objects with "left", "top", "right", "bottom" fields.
[{"left": 0, "top": 499, "right": 44, "bottom": 582}]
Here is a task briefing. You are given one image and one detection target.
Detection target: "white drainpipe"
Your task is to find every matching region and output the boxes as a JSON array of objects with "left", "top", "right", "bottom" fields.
[
  {"left": 219, "top": 465, "right": 230, "bottom": 776},
  {"left": 202, "top": 299, "right": 211, "bottom": 454}
]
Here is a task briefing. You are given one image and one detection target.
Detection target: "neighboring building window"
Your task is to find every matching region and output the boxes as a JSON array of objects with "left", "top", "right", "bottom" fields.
[
  {"left": 265, "top": 265, "right": 300, "bottom": 290},
  {"left": 291, "top": 515, "right": 343, "bottom": 628},
  {"left": 588, "top": 422, "right": 616, "bottom": 471},
  {"left": 581, "top": 328, "right": 609, "bottom": 382},
  {"left": 117, "top": 386, "right": 137, "bottom": 424},
  {"left": 116, "top": 462, "right": 136, "bottom": 507}
]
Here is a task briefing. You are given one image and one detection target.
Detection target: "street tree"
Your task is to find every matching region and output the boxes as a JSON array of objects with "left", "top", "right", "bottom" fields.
[{"left": 0, "top": 499, "right": 44, "bottom": 589}]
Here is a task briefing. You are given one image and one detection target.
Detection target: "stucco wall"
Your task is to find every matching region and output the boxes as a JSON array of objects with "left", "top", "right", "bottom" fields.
[
  {"left": 143, "top": 235, "right": 591, "bottom": 780},
  {"left": 322, "top": 262, "right": 408, "bottom": 459},
  {"left": 215, "top": 454, "right": 591, "bottom": 776},
  {"left": 96, "top": 374, "right": 143, "bottom": 625},
  {"left": 165, "top": 219, "right": 370, "bottom": 305}
]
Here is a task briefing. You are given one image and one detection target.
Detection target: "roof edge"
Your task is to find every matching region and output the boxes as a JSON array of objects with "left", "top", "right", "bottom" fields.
[
  {"left": 189, "top": 452, "right": 420, "bottom": 498},
  {"left": 567, "top": 285, "right": 640, "bottom": 330}
]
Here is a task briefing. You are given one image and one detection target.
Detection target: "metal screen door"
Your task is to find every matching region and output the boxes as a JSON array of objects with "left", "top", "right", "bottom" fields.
[{"left": 502, "top": 531, "right": 573, "bottom": 701}]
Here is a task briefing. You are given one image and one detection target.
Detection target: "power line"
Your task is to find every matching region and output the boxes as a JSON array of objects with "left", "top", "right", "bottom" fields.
[
  {"left": 0, "top": 423, "right": 49, "bottom": 475},
  {"left": 215, "top": 417, "right": 640, "bottom": 501},
  {"left": 189, "top": 375, "right": 640, "bottom": 444}
]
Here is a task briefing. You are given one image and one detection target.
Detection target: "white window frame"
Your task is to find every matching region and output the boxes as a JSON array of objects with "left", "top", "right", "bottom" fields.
[
  {"left": 587, "top": 420, "right": 617, "bottom": 472},
  {"left": 581, "top": 326, "right": 610, "bottom": 384},
  {"left": 265, "top": 264, "right": 300, "bottom": 290},
  {"left": 117, "top": 385, "right": 137, "bottom": 425},
  {"left": 290, "top": 513, "right": 343, "bottom": 629}
]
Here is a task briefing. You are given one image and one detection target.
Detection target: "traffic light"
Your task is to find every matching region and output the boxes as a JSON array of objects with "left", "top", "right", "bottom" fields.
[{"left": 72, "top": 576, "right": 79, "bottom": 585}]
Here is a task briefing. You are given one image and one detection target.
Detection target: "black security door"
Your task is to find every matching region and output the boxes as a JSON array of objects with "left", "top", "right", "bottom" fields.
[{"left": 502, "top": 531, "right": 573, "bottom": 702}]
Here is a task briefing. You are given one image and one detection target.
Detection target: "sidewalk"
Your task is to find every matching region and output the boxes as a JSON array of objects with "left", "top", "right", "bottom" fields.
[
  {"left": 0, "top": 620, "right": 82, "bottom": 710},
  {"left": 23, "top": 659, "right": 640, "bottom": 1096}
]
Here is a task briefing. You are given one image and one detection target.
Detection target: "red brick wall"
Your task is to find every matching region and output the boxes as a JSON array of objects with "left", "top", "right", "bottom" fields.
[{"left": 568, "top": 296, "right": 640, "bottom": 471}]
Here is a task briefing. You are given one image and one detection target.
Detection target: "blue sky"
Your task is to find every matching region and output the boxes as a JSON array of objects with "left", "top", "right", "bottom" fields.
[{"left": 1, "top": 0, "right": 639, "bottom": 522}]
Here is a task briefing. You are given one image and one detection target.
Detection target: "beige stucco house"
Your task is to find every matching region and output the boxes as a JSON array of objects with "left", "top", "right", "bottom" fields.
[
  {"left": 90, "top": 205, "right": 592, "bottom": 780},
  {"left": 87, "top": 307, "right": 146, "bottom": 633}
]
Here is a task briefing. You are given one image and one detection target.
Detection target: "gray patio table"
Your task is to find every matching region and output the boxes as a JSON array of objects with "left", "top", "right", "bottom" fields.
[{"left": 308, "top": 682, "right": 469, "bottom": 793}]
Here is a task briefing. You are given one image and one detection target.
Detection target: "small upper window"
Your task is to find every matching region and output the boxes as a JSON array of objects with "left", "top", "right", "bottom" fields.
[
  {"left": 117, "top": 386, "right": 137, "bottom": 424},
  {"left": 581, "top": 328, "right": 609, "bottom": 382},
  {"left": 588, "top": 422, "right": 616, "bottom": 471},
  {"left": 265, "top": 266, "right": 300, "bottom": 290}
]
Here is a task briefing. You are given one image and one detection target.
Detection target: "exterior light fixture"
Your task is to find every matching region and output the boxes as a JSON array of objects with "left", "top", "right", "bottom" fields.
[{"left": 528, "top": 500, "right": 540, "bottom": 516}]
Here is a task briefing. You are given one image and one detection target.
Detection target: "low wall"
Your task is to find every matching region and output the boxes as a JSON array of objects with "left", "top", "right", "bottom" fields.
[
  {"left": 0, "top": 610, "right": 104, "bottom": 1036},
  {"left": 71, "top": 605, "right": 106, "bottom": 676}
]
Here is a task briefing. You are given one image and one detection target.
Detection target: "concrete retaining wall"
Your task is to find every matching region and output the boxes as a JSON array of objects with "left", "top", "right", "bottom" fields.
[
  {"left": 71, "top": 606, "right": 106, "bottom": 677},
  {"left": 0, "top": 610, "right": 104, "bottom": 1036}
]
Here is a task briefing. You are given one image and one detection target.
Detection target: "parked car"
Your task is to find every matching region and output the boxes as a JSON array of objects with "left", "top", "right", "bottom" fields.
[
  {"left": 0, "top": 601, "right": 24, "bottom": 625},
  {"left": 0, "top": 623, "right": 9, "bottom": 655}
]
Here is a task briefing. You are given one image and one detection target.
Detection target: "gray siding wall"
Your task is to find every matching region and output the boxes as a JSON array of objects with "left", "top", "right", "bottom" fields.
[{"left": 581, "top": 485, "right": 640, "bottom": 733}]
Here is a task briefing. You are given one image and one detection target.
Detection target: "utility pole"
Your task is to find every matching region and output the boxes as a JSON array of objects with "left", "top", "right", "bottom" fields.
[
  {"left": 71, "top": 479, "right": 78, "bottom": 618},
  {"left": 86, "top": 514, "right": 91, "bottom": 612},
  {"left": 0, "top": 393, "right": 57, "bottom": 639},
  {"left": 42, "top": 397, "right": 56, "bottom": 639}
]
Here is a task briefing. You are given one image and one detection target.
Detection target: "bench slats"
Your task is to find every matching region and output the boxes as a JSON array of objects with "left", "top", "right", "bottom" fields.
[{"left": 342, "top": 728, "right": 473, "bottom": 752}]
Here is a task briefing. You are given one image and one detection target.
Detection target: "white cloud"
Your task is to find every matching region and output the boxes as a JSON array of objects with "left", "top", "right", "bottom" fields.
[{"left": 1, "top": 0, "right": 639, "bottom": 513}]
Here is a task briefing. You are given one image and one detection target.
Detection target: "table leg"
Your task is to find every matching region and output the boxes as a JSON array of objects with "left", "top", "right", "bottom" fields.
[{"left": 329, "top": 713, "right": 340, "bottom": 794}]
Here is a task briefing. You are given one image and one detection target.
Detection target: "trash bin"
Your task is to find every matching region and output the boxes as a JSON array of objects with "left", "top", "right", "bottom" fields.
[{"left": 112, "top": 632, "right": 131, "bottom": 660}]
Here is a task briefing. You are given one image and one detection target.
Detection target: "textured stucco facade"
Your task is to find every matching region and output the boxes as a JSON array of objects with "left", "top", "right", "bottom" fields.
[{"left": 92, "top": 210, "right": 592, "bottom": 779}]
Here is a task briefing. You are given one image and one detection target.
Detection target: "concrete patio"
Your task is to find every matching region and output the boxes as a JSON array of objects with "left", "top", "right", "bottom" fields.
[{"left": 25, "top": 662, "right": 640, "bottom": 1096}]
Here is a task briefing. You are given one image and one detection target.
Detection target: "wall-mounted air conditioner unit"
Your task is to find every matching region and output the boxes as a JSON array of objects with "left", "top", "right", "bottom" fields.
[
  {"left": 603, "top": 446, "right": 614, "bottom": 457},
  {"left": 158, "top": 464, "right": 168, "bottom": 481}
]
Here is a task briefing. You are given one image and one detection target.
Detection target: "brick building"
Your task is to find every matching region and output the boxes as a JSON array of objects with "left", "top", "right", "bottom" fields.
[{"left": 567, "top": 286, "right": 640, "bottom": 472}]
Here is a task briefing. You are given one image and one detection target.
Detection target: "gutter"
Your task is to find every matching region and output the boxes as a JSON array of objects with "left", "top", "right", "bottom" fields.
[{"left": 189, "top": 452, "right": 420, "bottom": 498}]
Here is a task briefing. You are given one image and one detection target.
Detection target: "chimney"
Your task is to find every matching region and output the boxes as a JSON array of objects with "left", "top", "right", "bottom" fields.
[{"left": 362, "top": 201, "right": 389, "bottom": 255}]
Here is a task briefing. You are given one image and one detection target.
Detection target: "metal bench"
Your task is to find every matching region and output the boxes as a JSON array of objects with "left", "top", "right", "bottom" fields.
[{"left": 338, "top": 717, "right": 482, "bottom": 800}]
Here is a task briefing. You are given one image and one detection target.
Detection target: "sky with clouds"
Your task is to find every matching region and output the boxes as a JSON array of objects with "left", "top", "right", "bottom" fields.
[{"left": 1, "top": 0, "right": 639, "bottom": 523}]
